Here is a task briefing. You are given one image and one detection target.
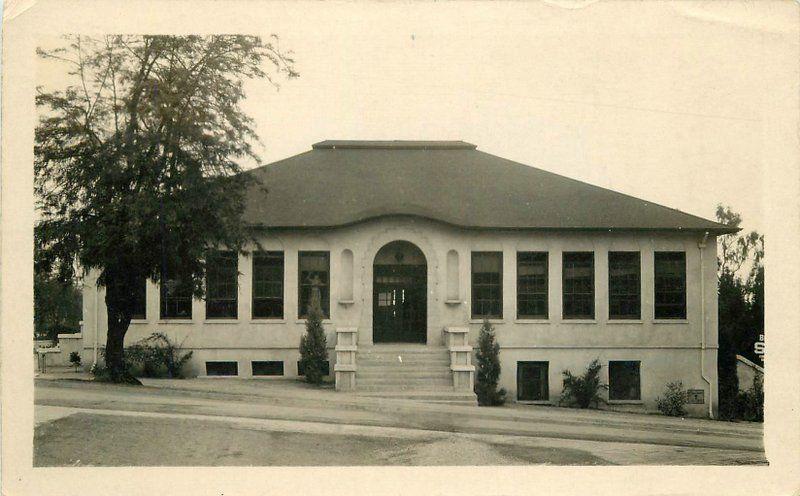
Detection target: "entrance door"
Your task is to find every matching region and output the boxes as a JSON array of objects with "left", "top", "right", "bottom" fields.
[
  {"left": 373, "top": 264, "right": 427, "bottom": 343},
  {"left": 517, "top": 361, "right": 550, "bottom": 401}
]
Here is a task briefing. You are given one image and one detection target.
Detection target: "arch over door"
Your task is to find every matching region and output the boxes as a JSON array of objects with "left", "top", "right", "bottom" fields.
[{"left": 372, "top": 241, "right": 427, "bottom": 343}]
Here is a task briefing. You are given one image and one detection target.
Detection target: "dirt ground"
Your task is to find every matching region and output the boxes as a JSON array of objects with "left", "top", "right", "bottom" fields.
[{"left": 34, "top": 413, "right": 607, "bottom": 466}]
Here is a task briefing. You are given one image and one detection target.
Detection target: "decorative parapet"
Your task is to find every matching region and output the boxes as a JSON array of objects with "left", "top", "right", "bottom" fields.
[
  {"left": 443, "top": 327, "right": 475, "bottom": 391},
  {"left": 334, "top": 327, "right": 358, "bottom": 391}
]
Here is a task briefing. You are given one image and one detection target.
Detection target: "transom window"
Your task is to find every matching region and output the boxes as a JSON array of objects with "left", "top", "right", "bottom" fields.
[
  {"left": 608, "top": 251, "right": 641, "bottom": 320},
  {"left": 517, "top": 252, "right": 548, "bottom": 319},
  {"left": 205, "top": 250, "right": 238, "bottom": 319},
  {"left": 562, "top": 252, "right": 594, "bottom": 319},
  {"left": 654, "top": 251, "right": 686, "bottom": 319},
  {"left": 252, "top": 251, "right": 284, "bottom": 319},
  {"left": 608, "top": 360, "right": 641, "bottom": 401},
  {"left": 471, "top": 252, "right": 503, "bottom": 319},
  {"left": 298, "top": 251, "right": 330, "bottom": 319}
]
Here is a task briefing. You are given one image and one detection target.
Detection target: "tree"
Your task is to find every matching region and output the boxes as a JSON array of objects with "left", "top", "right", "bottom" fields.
[
  {"left": 35, "top": 35, "right": 297, "bottom": 383},
  {"left": 34, "top": 272, "right": 82, "bottom": 342},
  {"left": 715, "top": 205, "right": 764, "bottom": 419},
  {"left": 474, "top": 319, "right": 506, "bottom": 406},
  {"left": 299, "top": 289, "right": 328, "bottom": 385}
]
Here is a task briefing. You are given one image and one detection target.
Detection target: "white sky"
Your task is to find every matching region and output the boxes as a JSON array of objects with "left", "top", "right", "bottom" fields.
[{"left": 37, "top": 2, "right": 797, "bottom": 235}]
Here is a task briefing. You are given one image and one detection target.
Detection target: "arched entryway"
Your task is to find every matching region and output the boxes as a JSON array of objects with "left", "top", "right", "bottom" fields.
[{"left": 372, "top": 240, "right": 427, "bottom": 343}]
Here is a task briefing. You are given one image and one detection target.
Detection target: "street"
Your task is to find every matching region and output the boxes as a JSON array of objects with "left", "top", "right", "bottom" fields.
[{"left": 34, "top": 378, "right": 766, "bottom": 466}]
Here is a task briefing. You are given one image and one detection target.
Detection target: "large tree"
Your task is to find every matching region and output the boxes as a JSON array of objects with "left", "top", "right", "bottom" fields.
[{"left": 35, "top": 35, "right": 297, "bottom": 382}]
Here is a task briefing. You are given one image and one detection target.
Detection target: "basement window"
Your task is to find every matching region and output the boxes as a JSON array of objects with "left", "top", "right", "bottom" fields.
[
  {"left": 608, "top": 361, "right": 641, "bottom": 401},
  {"left": 205, "top": 361, "right": 238, "bottom": 376},
  {"left": 252, "top": 361, "right": 285, "bottom": 376}
]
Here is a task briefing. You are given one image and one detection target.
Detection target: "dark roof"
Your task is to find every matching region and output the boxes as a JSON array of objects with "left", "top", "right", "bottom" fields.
[{"left": 243, "top": 141, "right": 736, "bottom": 234}]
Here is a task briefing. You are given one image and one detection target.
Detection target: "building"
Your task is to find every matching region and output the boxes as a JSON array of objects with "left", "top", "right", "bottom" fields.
[{"left": 81, "top": 140, "right": 734, "bottom": 416}]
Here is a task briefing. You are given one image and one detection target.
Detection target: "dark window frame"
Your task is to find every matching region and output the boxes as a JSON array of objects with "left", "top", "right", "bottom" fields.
[
  {"left": 471, "top": 251, "right": 504, "bottom": 319},
  {"left": 251, "top": 360, "right": 285, "bottom": 376},
  {"left": 517, "top": 361, "right": 550, "bottom": 401},
  {"left": 131, "top": 277, "right": 147, "bottom": 320},
  {"left": 516, "top": 252, "right": 549, "bottom": 319},
  {"left": 298, "top": 251, "right": 331, "bottom": 319},
  {"left": 205, "top": 250, "right": 239, "bottom": 319},
  {"left": 654, "top": 251, "right": 687, "bottom": 320},
  {"left": 608, "top": 360, "right": 641, "bottom": 401},
  {"left": 252, "top": 251, "right": 285, "bottom": 320},
  {"left": 562, "top": 252, "right": 595, "bottom": 320},
  {"left": 160, "top": 266, "right": 193, "bottom": 320},
  {"left": 205, "top": 361, "right": 238, "bottom": 376},
  {"left": 608, "top": 251, "right": 641, "bottom": 320}
]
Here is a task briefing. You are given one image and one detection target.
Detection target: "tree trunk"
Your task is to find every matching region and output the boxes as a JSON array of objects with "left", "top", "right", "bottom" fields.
[{"left": 103, "top": 271, "right": 142, "bottom": 385}]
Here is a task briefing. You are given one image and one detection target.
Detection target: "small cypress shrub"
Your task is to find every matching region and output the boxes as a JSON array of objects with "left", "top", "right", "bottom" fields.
[
  {"left": 656, "top": 381, "right": 688, "bottom": 417},
  {"left": 560, "top": 359, "right": 604, "bottom": 409},
  {"left": 474, "top": 319, "right": 506, "bottom": 406},
  {"left": 299, "top": 290, "right": 328, "bottom": 385}
]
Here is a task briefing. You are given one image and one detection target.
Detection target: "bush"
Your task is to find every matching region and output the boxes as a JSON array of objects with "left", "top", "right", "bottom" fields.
[
  {"left": 736, "top": 375, "right": 764, "bottom": 422},
  {"left": 656, "top": 381, "right": 688, "bottom": 417},
  {"left": 69, "top": 351, "right": 82, "bottom": 371},
  {"left": 560, "top": 359, "right": 605, "bottom": 409},
  {"left": 123, "top": 332, "right": 193, "bottom": 379},
  {"left": 299, "top": 290, "right": 328, "bottom": 385},
  {"left": 474, "top": 319, "right": 507, "bottom": 406}
]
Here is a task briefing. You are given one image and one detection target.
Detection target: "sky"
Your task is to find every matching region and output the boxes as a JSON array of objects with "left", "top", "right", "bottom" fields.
[{"left": 36, "top": 1, "right": 795, "bottom": 236}]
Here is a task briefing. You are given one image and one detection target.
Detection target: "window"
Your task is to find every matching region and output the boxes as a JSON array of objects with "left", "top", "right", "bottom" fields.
[
  {"left": 297, "top": 360, "right": 330, "bottom": 377},
  {"left": 562, "top": 252, "right": 594, "bottom": 319},
  {"left": 205, "top": 251, "right": 238, "bottom": 319},
  {"left": 608, "top": 252, "right": 641, "bottom": 320},
  {"left": 517, "top": 252, "right": 548, "bottom": 319},
  {"left": 608, "top": 361, "right": 641, "bottom": 401},
  {"left": 298, "top": 251, "right": 330, "bottom": 319},
  {"left": 160, "top": 266, "right": 193, "bottom": 320},
  {"left": 654, "top": 251, "right": 686, "bottom": 319},
  {"left": 252, "top": 360, "right": 284, "bottom": 376},
  {"left": 517, "top": 361, "right": 549, "bottom": 401},
  {"left": 471, "top": 252, "right": 503, "bottom": 319},
  {"left": 205, "top": 361, "right": 238, "bottom": 376},
  {"left": 252, "top": 251, "right": 284, "bottom": 319},
  {"left": 131, "top": 277, "right": 147, "bottom": 320}
]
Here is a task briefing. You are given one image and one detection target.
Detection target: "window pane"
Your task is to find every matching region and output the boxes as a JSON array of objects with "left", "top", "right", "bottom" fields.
[
  {"left": 206, "top": 251, "right": 238, "bottom": 319},
  {"left": 654, "top": 252, "right": 686, "bottom": 319},
  {"left": 160, "top": 265, "right": 193, "bottom": 320},
  {"left": 131, "top": 277, "right": 147, "bottom": 320},
  {"left": 609, "top": 361, "right": 641, "bottom": 400},
  {"left": 517, "top": 252, "right": 548, "bottom": 319},
  {"left": 298, "top": 251, "right": 330, "bottom": 319},
  {"left": 251, "top": 360, "right": 284, "bottom": 376},
  {"left": 471, "top": 252, "right": 503, "bottom": 319},
  {"left": 253, "top": 251, "right": 284, "bottom": 319},
  {"left": 517, "top": 361, "right": 549, "bottom": 401},
  {"left": 205, "top": 361, "right": 238, "bottom": 376},
  {"left": 608, "top": 252, "right": 641, "bottom": 320},
  {"left": 562, "top": 252, "right": 594, "bottom": 319}
]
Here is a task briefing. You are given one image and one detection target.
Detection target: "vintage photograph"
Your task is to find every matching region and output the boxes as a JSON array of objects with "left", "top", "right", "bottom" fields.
[{"left": 6, "top": 2, "right": 794, "bottom": 488}]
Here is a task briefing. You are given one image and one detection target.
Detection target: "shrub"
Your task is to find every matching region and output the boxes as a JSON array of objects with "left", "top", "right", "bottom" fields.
[
  {"left": 299, "top": 290, "right": 328, "bottom": 385},
  {"left": 736, "top": 375, "right": 764, "bottom": 422},
  {"left": 69, "top": 351, "right": 82, "bottom": 371},
  {"left": 656, "top": 381, "right": 688, "bottom": 417},
  {"left": 474, "top": 319, "right": 507, "bottom": 406},
  {"left": 124, "top": 332, "right": 194, "bottom": 379},
  {"left": 560, "top": 359, "right": 605, "bottom": 409}
]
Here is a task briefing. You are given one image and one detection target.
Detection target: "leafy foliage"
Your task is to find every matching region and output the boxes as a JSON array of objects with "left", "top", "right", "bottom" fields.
[
  {"left": 656, "top": 381, "right": 688, "bottom": 417},
  {"left": 124, "top": 332, "right": 194, "bottom": 378},
  {"left": 736, "top": 375, "right": 764, "bottom": 423},
  {"left": 34, "top": 273, "right": 82, "bottom": 342},
  {"left": 35, "top": 35, "right": 296, "bottom": 381},
  {"left": 69, "top": 351, "right": 82, "bottom": 371},
  {"left": 299, "top": 290, "right": 328, "bottom": 385},
  {"left": 474, "top": 319, "right": 507, "bottom": 406},
  {"left": 560, "top": 359, "right": 605, "bottom": 409},
  {"left": 715, "top": 205, "right": 764, "bottom": 420}
]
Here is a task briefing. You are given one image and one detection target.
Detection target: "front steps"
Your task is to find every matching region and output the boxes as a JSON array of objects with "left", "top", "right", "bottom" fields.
[{"left": 355, "top": 344, "right": 477, "bottom": 405}]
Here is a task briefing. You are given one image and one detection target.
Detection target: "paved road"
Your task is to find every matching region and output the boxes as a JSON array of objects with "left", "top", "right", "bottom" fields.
[{"left": 34, "top": 378, "right": 766, "bottom": 466}]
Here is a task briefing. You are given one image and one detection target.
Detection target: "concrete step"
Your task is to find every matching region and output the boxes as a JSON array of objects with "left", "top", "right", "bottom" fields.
[
  {"left": 357, "top": 378, "right": 454, "bottom": 388},
  {"left": 357, "top": 370, "right": 452, "bottom": 379},
  {"left": 356, "top": 389, "right": 478, "bottom": 405}
]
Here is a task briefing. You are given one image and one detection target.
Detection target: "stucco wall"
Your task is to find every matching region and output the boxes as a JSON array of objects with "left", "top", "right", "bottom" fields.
[{"left": 82, "top": 215, "right": 719, "bottom": 415}]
